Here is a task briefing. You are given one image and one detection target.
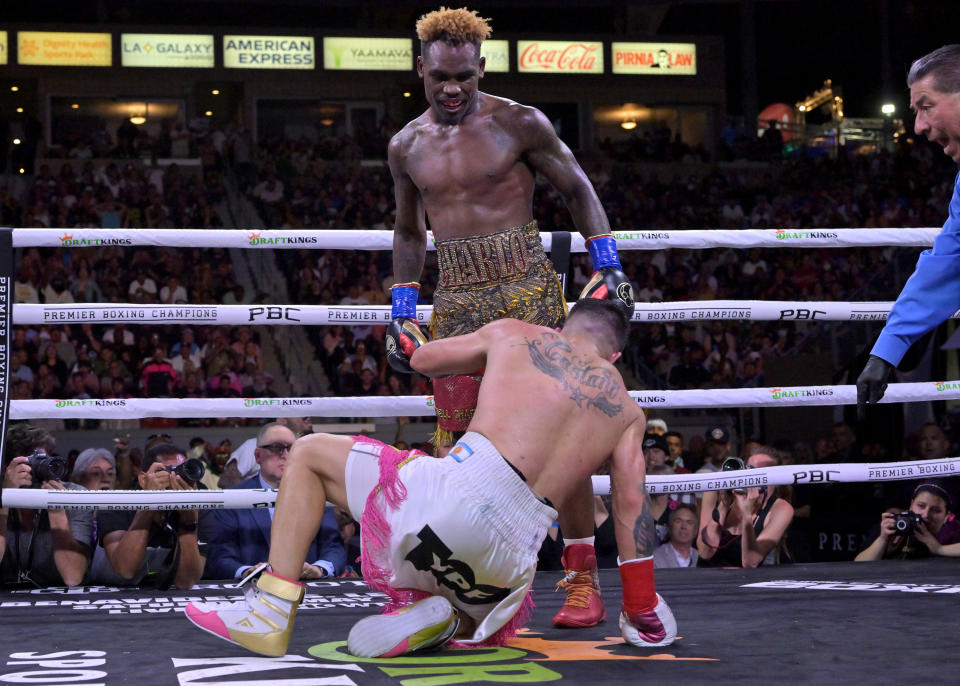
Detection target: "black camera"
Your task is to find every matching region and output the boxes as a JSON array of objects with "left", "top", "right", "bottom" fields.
[
  {"left": 721, "top": 457, "right": 746, "bottom": 471},
  {"left": 162, "top": 458, "right": 206, "bottom": 485},
  {"left": 893, "top": 511, "right": 923, "bottom": 534},
  {"left": 27, "top": 449, "right": 68, "bottom": 487}
]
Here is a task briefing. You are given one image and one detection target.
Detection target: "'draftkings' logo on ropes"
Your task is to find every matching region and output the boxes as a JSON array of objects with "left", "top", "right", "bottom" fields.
[
  {"left": 58, "top": 233, "right": 131, "bottom": 247},
  {"left": 935, "top": 381, "right": 960, "bottom": 393},
  {"left": 775, "top": 229, "right": 839, "bottom": 240},
  {"left": 769, "top": 387, "right": 834, "bottom": 401},
  {"left": 247, "top": 232, "right": 317, "bottom": 247}
]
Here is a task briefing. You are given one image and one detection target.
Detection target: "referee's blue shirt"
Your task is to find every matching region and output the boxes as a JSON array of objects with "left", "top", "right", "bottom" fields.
[{"left": 872, "top": 171, "right": 960, "bottom": 366}]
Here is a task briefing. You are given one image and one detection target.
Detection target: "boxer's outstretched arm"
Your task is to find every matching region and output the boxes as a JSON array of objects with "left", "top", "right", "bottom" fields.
[
  {"left": 410, "top": 319, "right": 521, "bottom": 377},
  {"left": 388, "top": 133, "right": 427, "bottom": 283},
  {"left": 610, "top": 416, "right": 653, "bottom": 562}
]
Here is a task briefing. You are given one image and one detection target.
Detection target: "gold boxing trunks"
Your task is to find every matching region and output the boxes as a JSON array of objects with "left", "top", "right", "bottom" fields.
[{"left": 431, "top": 221, "right": 566, "bottom": 432}]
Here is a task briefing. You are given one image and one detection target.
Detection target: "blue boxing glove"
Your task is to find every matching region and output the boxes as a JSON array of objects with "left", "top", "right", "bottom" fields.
[
  {"left": 579, "top": 234, "right": 634, "bottom": 317},
  {"left": 386, "top": 283, "right": 428, "bottom": 374}
]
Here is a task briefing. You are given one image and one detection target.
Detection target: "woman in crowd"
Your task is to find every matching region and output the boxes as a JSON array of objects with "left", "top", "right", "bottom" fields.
[
  {"left": 855, "top": 483, "right": 960, "bottom": 561},
  {"left": 697, "top": 447, "right": 794, "bottom": 568}
]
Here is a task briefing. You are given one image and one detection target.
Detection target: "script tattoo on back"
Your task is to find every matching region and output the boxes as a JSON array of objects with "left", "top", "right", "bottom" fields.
[{"left": 524, "top": 333, "right": 623, "bottom": 417}]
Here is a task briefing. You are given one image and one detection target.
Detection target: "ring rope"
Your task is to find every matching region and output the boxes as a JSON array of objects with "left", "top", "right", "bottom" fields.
[
  {"left": 10, "top": 227, "right": 940, "bottom": 251},
  {"left": 15, "top": 300, "right": 946, "bottom": 325},
  {"left": 11, "top": 381, "right": 960, "bottom": 419},
  {"left": 3, "top": 456, "right": 956, "bottom": 510}
]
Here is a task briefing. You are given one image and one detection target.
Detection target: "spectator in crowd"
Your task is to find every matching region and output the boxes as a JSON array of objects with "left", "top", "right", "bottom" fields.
[
  {"left": 93, "top": 442, "right": 211, "bottom": 588},
  {"left": 140, "top": 346, "right": 180, "bottom": 397},
  {"left": 856, "top": 483, "right": 960, "bottom": 561},
  {"left": 206, "top": 423, "right": 346, "bottom": 580},
  {"left": 128, "top": 268, "right": 158, "bottom": 302},
  {"left": 0, "top": 423, "right": 92, "bottom": 587},
  {"left": 697, "top": 448, "right": 795, "bottom": 568},
  {"left": 219, "top": 417, "right": 314, "bottom": 487},
  {"left": 646, "top": 418, "right": 668, "bottom": 435},
  {"left": 886, "top": 423, "right": 960, "bottom": 510},
  {"left": 70, "top": 448, "right": 117, "bottom": 492},
  {"left": 653, "top": 504, "right": 699, "bottom": 569},
  {"left": 664, "top": 430, "right": 691, "bottom": 471},
  {"left": 697, "top": 426, "right": 733, "bottom": 474}
]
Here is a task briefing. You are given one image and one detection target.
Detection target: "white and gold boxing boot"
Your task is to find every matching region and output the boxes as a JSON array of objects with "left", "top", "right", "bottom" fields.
[
  {"left": 184, "top": 563, "right": 305, "bottom": 656},
  {"left": 347, "top": 595, "right": 460, "bottom": 658}
]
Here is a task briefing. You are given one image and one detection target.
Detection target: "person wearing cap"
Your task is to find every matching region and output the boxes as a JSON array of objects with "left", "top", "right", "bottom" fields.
[
  {"left": 646, "top": 419, "right": 668, "bottom": 436},
  {"left": 642, "top": 432, "right": 669, "bottom": 469},
  {"left": 696, "top": 426, "right": 733, "bottom": 474},
  {"left": 856, "top": 483, "right": 960, "bottom": 561},
  {"left": 93, "top": 442, "right": 211, "bottom": 588}
]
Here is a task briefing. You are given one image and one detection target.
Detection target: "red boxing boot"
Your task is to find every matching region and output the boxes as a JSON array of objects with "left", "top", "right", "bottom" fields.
[{"left": 552, "top": 544, "right": 606, "bottom": 627}]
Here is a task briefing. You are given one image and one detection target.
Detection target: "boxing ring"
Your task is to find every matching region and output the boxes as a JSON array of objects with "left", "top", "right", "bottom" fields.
[{"left": 0, "top": 226, "right": 957, "bottom": 685}]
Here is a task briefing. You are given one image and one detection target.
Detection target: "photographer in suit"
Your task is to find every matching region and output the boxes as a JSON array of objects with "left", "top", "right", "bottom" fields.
[
  {"left": 855, "top": 483, "right": 960, "bottom": 561},
  {"left": 207, "top": 423, "right": 346, "bottom": 580},
  {"left": 0, "top": 423, "right": 92, "bottom": 587}
]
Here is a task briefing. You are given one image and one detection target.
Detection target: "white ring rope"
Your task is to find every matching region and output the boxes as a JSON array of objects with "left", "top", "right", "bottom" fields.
[
  {"left": 3, "top": 456, "right": 957, "bottom": 509},
  {"left": 11, "top": 381, "right": 960, "bottom": 419},
  {"left": 10, "top": 227, "right": 940, "bottom": 251},
  {"left": 16, "top": 300, "right": 950, "bottom": 325}
]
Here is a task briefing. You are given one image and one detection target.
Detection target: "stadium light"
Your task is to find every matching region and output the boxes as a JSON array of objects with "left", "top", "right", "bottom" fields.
[
  {"left": 881, "top": 103, "right": 896, "bottom": 115},
  {"left": 403, "top": 91, "right": 411, "bottom": 98},
  {"left": 205, "top": 110, "right": 213, "bottom": 117},
  {"left": 71, "top": 103, "right": 79, "bottom": 109},
  {"left": 16, "top": 107, "right": 23, "bottom": 113},
  {"left": 10, "top": 86, "right": 19, "bottom": 92},
  {"left": 211, "top": 89, "right": 220, "bottom": 95},
  {"left": 621, "top": 118, "right": 637, "bottom": 130},
  {"left": 13, "top": 138, "right": 21, "bottom": 145},
  {"left": 129, "top": 115, "right": 146, "bottom": 125}
]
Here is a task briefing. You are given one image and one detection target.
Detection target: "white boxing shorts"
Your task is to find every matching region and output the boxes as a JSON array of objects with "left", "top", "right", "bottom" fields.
[{"left": 345, "top": 431, "right": 558, "bottom": 644}]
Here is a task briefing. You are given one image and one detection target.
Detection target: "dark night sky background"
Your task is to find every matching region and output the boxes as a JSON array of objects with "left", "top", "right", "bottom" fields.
[{"left": 4, "top": 0, "right": 960, "bottom": 120}]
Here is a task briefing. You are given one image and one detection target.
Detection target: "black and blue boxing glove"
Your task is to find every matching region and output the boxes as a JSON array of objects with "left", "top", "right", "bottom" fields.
[
  {"left": 386, "top": 282, "right": 428, "bottom": 373},
  {"left": 579, "top": 233, "right": 634, "bottom": 317}
]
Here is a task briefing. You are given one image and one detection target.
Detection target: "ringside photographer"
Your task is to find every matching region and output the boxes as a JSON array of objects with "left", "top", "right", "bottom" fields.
[
  {"left": 92, "top": 442, "right": 213, "bottom": 588},
  {"left": 0, "top": 423, "right": 92, "bottom": 587},
  {"left": 855, "top": 483, "right": 960, "bottom": 561}
]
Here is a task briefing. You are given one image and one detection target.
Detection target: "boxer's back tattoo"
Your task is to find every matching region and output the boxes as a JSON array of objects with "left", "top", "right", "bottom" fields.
[{"left": 524, "top": 333, "right": 623, "bottom": 417}]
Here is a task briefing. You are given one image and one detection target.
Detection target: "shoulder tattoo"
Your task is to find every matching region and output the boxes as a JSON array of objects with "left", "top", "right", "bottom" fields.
[{"left": 524, "top": 333, "right": 623, "bottom": 418}]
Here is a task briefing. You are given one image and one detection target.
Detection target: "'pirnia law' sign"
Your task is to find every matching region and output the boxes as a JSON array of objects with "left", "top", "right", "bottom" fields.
[{"left": 517, "top": 40, "right": 603, "bottom": 74}]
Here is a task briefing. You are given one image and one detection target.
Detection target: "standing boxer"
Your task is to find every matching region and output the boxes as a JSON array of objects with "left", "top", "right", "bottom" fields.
[
  {"left": 385, "top": 6, "right": 633, "bottom": 627},
  {"left": 184, "top": 300, "right": 675, "bottom": 657}
]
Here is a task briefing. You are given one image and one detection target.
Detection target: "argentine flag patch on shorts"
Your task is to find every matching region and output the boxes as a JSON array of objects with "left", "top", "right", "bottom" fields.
[{"left": 449, "top": 442, "right": 474, "bottom": 463}]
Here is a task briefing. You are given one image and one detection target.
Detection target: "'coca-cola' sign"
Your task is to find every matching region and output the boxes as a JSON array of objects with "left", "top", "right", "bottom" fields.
[{"left": 517, "top": 40, "right": 603, "bottom": 74}]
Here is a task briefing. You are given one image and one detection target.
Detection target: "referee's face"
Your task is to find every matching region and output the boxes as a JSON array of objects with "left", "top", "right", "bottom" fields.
[{"left": 911, "top": 73, "right": 960, "bottom": 163}]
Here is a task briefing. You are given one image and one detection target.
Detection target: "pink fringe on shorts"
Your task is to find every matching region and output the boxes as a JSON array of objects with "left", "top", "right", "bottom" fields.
[{"left": 352, "top": 435, "right": 534, "bottom": 647}]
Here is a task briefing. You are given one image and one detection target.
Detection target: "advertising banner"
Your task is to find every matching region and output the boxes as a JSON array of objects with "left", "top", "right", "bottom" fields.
[
  {"left": 17, "top": 31, "right": 111, "bottom": 66},
  {"left": 323, "top": 37, "right": 412, "bottom": 71},
  {"left": 224, "top": 35, "right": 314, "bottom": 69},
  {"left": 517, "top": 40, "right": 603, "bottom": 74},
  {"left": 611, "top": 42, "right": 697, "bottom": 75},
  {"left": 121, "top": 33, "right": 215, "bottom": 68},
  {"left": 0, "top": 32, "right": 7, "bottom": 66},
  {"left": 480, "top": 39, "right": 509, "bottom": 72}
]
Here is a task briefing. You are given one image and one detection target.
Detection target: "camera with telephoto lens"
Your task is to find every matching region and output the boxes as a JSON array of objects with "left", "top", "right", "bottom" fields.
[
  {"left": 893, "top": 511, "right": 923, "bottom": 534},
  {"left": 162, "top": 458, "right": 205, "bottom": 485},
  {"left": 26, "top": 449, "right": 68, "bottom": 487}
]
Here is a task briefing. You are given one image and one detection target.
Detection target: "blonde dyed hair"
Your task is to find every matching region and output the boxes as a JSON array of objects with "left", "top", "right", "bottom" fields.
[{"left": 416, "top": 6, "right": 492, "bottom": 47}]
